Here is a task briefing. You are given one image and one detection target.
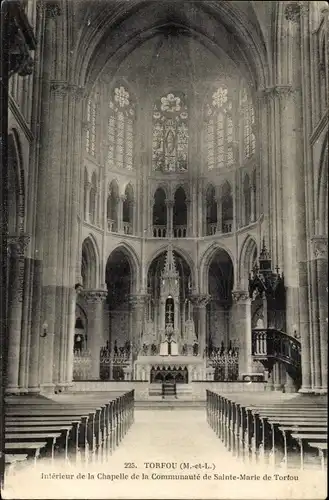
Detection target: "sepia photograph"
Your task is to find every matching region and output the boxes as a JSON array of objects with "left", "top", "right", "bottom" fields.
[{"left": 0, "top": 0, "right": 328, "bottom": 499}]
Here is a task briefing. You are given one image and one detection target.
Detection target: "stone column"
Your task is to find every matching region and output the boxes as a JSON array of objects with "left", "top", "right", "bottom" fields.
[
  {"left": 186, "top": 198, "right": 191, "bottom": 236},
  {"left": 232, "top": 290, "right": 253, "bottom": 378},
  {"left": 216, "top": 197, "right": 222, "bottom": 234},
  {"left": 19, "top": 241, "right": 33, "bottom": 392},
  {"left": 118, "top": 195, "right": 125, "bottom": 233},
  {"left": 28, "top": 258, "right": 43, "bottom": 392},
  {"left": 250, "top": 186, "right": 256, "bottom": 222},
  {"left": 129, "top": 294, "right": 148, "bottom": 350},
  {"left": 65, "top": 287, "right": 79, "bottom": 385},
  {"left": 166, "top": 200, "right": 174, "bottom": 238},
  {"left": 190, "top": 295, "right": 210, "bottom": 357},
  {"left": 131, "top": 201, "right": 136, "bottom": 235},
  {"left": 82, "top": 290, "right": 107, "bottom": 380},
  {"left": 312, "top": 236, "right": 328, "bottom": 393},
  {"left": 84, "top": 181, "right": 91, "bottom": 223},
  {"left": 6, "top": 235, "right": 30, "bottom": 393}
]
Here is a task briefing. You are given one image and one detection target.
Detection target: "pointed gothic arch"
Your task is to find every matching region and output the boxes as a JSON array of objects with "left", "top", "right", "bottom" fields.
[{"left": 81, "top": 236, "right": 99, "bottom": 289}]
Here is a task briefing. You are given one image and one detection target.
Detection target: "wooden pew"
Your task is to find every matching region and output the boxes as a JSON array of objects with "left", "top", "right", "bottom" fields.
[
  {"left": 308, "top": 442, "right": 327, "bottom": 471},
  {"left": 290, "top": 432, "right": 327, "bottom": 470},
  {"left": 278, "top": 426, "right": 327, "bottom": 469},
  {"left": 6, "top": 431, "right": 63, "bottom": 462},
  {"left": 5, "top": 442, "right": 47, "bottom": 465},
  {"left": 5, "top": 453, "right": 28, "bottom": 477},
  {"left": 206, "top": 390, "right": 327, "bottom": 470},
  {"left": 5, "top": 390, "right": 135, "bottom": 465},
  {"left": 6, "top": 425, "right": 72, "bottom": 460}
]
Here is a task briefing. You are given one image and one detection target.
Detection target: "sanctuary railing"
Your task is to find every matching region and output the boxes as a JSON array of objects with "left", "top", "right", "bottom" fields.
[
  {"left": 207, "top": 346, "right": 239, "bottom": 381},
  {"left": 100, "top": 345, "right": 132, "bottom": 380},
  {"left": 73, "top": 348, "right": 92, "bottom": 380}
]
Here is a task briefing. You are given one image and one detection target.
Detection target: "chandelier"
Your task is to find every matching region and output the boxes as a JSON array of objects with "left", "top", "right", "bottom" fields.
[{"left": 248, "top": 239, "right": 284, "bottom": 299}]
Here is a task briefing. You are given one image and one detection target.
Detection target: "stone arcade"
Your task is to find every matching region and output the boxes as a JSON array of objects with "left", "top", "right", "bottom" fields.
[{"left": 1, "top": 1, "right": 328, "bottom": 493}]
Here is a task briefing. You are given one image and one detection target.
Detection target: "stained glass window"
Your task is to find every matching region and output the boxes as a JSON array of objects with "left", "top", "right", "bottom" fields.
[
  {"left": 86, "top": 97, "right": 96, "bottom": 156},
  {"left": 241, "top": 87, "right": 256, "bottom": 159},
  {"left": 152, "top": 92, "right": 188, "bottom": 172},
  {"left": 107, "top": 85, "right": 135, "bottom": 170},
  {"left": 206, "top": 85, "right": 234, "bottom": 170}
]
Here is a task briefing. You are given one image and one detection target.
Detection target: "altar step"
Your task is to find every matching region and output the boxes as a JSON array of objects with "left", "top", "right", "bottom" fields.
[
  {"left": 148, "top": 383, "right": 193, "bottom": 397},
  {"left": 135, "top": 399, "right": 206, "bottom": 410}
]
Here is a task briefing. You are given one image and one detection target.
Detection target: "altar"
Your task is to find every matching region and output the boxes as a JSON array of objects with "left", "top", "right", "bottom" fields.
[
  {"left": 134, "top": 355, "right": 206, "bottom": 382},
  {"left": 134, "top": 245, "right": 207, "bottom": 382}
]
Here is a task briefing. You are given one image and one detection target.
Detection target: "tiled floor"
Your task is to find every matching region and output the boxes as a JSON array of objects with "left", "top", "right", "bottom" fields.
[{"left": 3, "top": 409, "right": 326, "bottom": 499}]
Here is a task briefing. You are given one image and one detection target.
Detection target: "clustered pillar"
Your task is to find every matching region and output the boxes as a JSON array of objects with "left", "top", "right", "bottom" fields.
[
  {"left": 7, "top": 235, "right": 30, "bottom": 393},
  {"left": 190, "top": 295, "right": 210, "bottom": 357},
  {"left": 81, "top": 290, "right": 107, "bottom": 380},
  {"left": 129, "top": 294, "right": 148, "bottom": 352},
  {"left": 310, "top": 237, "right": 328, "bottom": 393},
  {"left": 232, "top": 290, "right": 253, "bottom": 378}
]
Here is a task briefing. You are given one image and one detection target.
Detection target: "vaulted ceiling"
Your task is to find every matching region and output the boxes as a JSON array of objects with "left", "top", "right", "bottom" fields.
[{"left": 70, "top": 0, "right": 273, "bottom": 91}]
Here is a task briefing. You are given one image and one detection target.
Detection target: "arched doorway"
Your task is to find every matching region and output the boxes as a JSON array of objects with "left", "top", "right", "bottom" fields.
[
  {"left": 207, "top": 248, "right": 237, "bottom": 381},
  {"left": 105, "top": 248, "right": 134, "bottom": 379}
]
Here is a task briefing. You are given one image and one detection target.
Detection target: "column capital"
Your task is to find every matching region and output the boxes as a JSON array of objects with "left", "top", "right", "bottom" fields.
[
  {"left": 8, "top": 234, "right": 30, "bottom": 258},
  {"left": 50, "top": 80, "right": 69, "bottom": 96},
  {"left": 37, "top": 0, "right": 62, "bottom": 18},
  {"left": 80, "top": 289, "right": 107, "bottom": 303},
  {"left": 311, "top": 236, "right": 328, "bottom": 259},
  {"left": 189, "top": 294, "right": 211, "bottom": 307},
  {"left": 129, "top": 293, "right": 148, "bottom": 308},
  {"left": 165, "top": 199, "right": 174, "bottom": 208},
  {"left": 232, "top": 290, "right": 251, "bottom": 304},
  {"left": 284, "top": 1, "right": 309, "bottom": 23}
]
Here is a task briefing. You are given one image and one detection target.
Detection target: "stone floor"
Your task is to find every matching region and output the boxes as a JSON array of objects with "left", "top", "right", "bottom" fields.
[{"left": 3, "top": 409, "right": 327, "bottom": 499}]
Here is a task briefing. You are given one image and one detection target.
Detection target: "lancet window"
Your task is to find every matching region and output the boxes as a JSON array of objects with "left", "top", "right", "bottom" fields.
[
  {"left": 152, "top": 92, "right": 188, "bottom": 172},
  {"left": 107, "top": 85, "right": 135, "bottom": 170},
  {"left": 241, "top": 87, "right": 256, "bottom": 159},
  {"left": 205, "top": 85, "right": 234, "bottom": 170},
  {"left": 86, "top": 97, "right": 97, "bottom": 156}
]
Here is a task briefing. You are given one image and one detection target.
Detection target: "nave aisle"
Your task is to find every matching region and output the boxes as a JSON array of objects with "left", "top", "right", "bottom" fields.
[{"left": 3, "top": 410, "right": 326, "bottom": 500}]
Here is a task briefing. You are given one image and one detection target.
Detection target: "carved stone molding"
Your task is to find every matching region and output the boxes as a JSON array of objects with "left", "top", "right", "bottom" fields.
[
  {"left": 165, "top": 200, "right": 174, "bottom": 208},
  {"left": 190, "top": 294, "right": 211, "bottom": 308},
  {"left": 8, "top": 234, "right": 31, "bottom": 258},
  {"left": 49, "top": 81, "right": 85, "bottom": 100},
  {"left": 284, "top": 1, "right": 309, "bottom": 23},
  {"left": 232, "top": 290, "right": 250, "bottom": 303},
  {"left": 129, "top": 294, "right": 148, "bottom": 309},
  {"left": 37, "top": 1, "right": 61, "bottom": 18},
  {"left": 81, "top": 289, "right": 107, "bottom": 303},
  {"left": 311, "top": 236, "right": 328, "bottom": 259},
  {"left": 50, "top": 81, "right": 70, "bottom": 96}
]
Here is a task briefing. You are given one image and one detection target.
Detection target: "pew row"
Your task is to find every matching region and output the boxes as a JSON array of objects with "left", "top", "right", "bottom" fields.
[
  {"left": 206, "top": 390, "right": 327, "bottom": 471},
  {"left": 5, "top": 390, "right": 135, "bottom": 472}
]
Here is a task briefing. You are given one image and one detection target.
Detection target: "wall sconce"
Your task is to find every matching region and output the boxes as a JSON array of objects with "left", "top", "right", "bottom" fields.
[{"left": 41, "top": 322, "right": 48, "bottom": 338}]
